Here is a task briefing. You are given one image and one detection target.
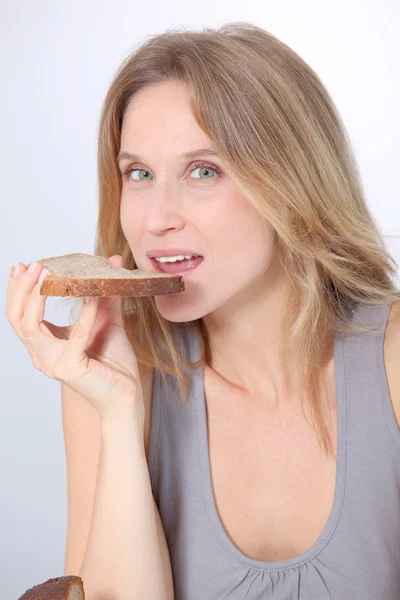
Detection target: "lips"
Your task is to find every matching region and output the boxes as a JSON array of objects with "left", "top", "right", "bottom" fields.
[
  {"left": 146, "top": 249, "right": 202, "bottom": 259},
  {"left": 150, "top": 256, "right": 204, "bottom": 277}
]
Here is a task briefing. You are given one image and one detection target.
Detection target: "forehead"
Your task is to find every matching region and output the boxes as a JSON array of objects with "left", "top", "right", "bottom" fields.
[{"left": 120, "top": 82, "right": 212, "bottom": 152}]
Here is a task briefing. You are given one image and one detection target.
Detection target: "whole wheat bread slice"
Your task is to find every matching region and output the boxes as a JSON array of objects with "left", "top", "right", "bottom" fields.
[
  {"left": 17, "top": 575, "right": 84, "bottom": 600},
  {"left": 9, "top": 252, "right": 185, "bottom": 297}
]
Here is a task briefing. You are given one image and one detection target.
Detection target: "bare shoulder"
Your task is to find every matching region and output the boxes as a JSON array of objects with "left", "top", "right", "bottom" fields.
[{"left": 383, "top": 298, "right": 400, "bottom": 428}]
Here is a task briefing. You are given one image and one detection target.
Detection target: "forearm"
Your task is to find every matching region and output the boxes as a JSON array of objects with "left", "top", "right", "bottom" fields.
[{"left": 79, "top": 411, "right": 167, "bottom": 600}]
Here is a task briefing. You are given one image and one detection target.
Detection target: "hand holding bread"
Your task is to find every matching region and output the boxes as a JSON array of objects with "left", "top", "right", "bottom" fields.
[{"left": 6, "top": 253, "right": 183, "bottom": 422}]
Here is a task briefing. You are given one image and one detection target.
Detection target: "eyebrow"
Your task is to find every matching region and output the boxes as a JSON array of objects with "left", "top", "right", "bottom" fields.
[{"left": 117, "top": 148, "right": 219, "bottom": 164}]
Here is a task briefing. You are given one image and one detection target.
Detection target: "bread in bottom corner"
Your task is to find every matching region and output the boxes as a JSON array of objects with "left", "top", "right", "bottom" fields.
[{"left": 17, "top": 575, "right": 84, "bottom": 600}]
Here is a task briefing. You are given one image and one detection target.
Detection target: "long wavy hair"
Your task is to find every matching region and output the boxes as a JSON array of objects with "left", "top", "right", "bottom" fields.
[{"left": 70, "top": 22, "right": 399, "bottom": 454}]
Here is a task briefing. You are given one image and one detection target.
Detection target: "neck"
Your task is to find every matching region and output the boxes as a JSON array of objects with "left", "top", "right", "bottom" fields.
[{"left": 200, "top": 272, "right": 333, "bottom": 404}]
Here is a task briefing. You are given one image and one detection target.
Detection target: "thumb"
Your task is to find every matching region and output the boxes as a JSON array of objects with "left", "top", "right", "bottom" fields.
[
  {"left": 100, "top": 255, "right": 126, "bottom": 325},
  {"left": 107, "top": 254, "right": 124, "bottom": 269},
  {"left": 64, "top": 296, "right": 99, "bottom": 364}
]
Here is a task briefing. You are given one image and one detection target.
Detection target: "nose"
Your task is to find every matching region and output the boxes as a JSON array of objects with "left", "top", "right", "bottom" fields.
[{"left": 144, "top": 183, "right": 184, "bottom": 233}]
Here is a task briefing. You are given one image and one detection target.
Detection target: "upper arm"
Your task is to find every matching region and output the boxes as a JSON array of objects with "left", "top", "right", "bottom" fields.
[{"left": 62, "top": 359, "right": 155, "bottom": 576}]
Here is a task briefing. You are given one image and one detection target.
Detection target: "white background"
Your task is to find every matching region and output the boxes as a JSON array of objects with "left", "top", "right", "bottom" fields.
[{"left": 1, "top": 0, "right": 399, "bottom": 597}]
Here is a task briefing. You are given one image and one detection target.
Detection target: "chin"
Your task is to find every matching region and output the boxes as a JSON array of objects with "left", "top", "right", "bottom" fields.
[{"left": 153, "top": 292, "right": 207, "bottom": 324}]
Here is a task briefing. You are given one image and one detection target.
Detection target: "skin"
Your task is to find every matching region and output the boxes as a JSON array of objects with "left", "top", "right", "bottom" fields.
[{"left": 119, "top": 81, "right": 315, "bottom": 402}]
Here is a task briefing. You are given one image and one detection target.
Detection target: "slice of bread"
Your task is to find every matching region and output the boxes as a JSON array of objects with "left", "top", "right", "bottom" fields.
[
  {"left": 17, "top": 575, "right": 84, "bottom": 600},
  {"left": 9, "top": 252, "right": 185, "bottom": 297}
]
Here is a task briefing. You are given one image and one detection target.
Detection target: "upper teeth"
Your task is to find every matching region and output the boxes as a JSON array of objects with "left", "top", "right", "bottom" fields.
[{"left": 155, "top": 254, "right": 195, "bottom": 263}]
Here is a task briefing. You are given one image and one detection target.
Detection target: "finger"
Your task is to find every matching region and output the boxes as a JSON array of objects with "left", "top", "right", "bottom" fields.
[
  {"left": 7, "top": 262, "right": 43, "bottom": 339},
  {"left": 95, "top": 294, "right": 125, "bottom": 329},
  {"left": 6, "top": 263, "right": 46, "bottom": 370},
  {"left": 21, "top": 267, "right": 54, "bottom": 338},
  {"left": 63, "top": 296, "right": 99, "bottom": 362},
  {"left": 101, "top": 256, "right": 125, "bottom": 327},
  {"left": 17, "top": 265, "right": 58, "bottom": 369},
  {"left": 42, "top": 320, "right": 73, "bottom": 340},
  {"left": 6, "top": 263, "right": 29, "bottom": 333},
  {"left": 107, "top": 255, "right": 123, "bottom": 268},
  {"left": 8, "top": 265, "right": 71, "bottom": 345}
]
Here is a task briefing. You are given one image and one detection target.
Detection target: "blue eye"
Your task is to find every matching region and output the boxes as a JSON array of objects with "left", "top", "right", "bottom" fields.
[
  {"left": 189, "top": 163, "right": 221, "bottom": 179},
  {"left": 121, "top": 161, "right": 222, "bottom": 182},
  {"left": 126, "top": 169, "right": 152, "bottom": 181}
]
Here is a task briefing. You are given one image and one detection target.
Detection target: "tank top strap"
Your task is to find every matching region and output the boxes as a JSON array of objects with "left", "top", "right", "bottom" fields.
[
  {"left": 148, "top": 321, "right": 203, "bottom": 496},
  {"left": 340, "top": 297, "right": 400, "bottom": 474}
]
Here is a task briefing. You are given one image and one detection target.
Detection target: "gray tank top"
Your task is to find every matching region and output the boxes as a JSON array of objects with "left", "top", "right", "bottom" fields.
[{"left": 148, "top": 300, "right": 400, "bottom": 599}]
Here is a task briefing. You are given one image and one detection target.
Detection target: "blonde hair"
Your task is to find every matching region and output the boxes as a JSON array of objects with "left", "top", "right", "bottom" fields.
[{"left": 77, "top": 22, "right": 400, "bottom": 454}]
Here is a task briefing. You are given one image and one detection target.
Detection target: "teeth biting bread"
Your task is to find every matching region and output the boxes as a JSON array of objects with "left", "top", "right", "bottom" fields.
[{"left": 10, "top": 252, "right": 185, "bottom": 297}]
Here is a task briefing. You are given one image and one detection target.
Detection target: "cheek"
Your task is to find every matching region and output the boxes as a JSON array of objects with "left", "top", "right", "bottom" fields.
[
  {"left": 119, "top": 195, "right": 146, "bottom": 266},
  {"left": 222, "top": 209, "right": 276, "bottom": 292},
  {"left": 200, "top": 197, "right": 276, "bottom": 292},
  {"left": 120, "top": 193, "right": 142, "bottom": 237},
  {"left": 213, "top": 193, "right": 273, "bottom": 254}
]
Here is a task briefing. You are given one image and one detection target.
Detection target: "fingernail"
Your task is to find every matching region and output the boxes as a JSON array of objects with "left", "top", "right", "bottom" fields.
[
  {"left": 39, "top": 268, "right": 48, "bottom": 283},
  {"left": 13, "top": 264, "right": 22, "bottom": 278},
  {"left": 28, "top": 261, "right": 38, "bottom": 273}
]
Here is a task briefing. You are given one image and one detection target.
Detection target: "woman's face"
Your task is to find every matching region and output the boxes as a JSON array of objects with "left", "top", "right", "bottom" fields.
[{"left": 119, "top": 81, "right": 280, "bottom": 323}]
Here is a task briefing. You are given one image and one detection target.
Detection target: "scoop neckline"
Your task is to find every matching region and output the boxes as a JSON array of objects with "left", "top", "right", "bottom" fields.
[{"left": 194, "top": 327, "right": 347, "bottom": 573}]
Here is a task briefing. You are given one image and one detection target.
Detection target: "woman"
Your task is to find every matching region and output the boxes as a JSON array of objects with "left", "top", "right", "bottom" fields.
[{"left": 7, "top": 22, "right": 400, "bottom": 599}]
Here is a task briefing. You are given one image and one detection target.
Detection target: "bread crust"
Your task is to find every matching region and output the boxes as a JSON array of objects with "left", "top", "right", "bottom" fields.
[
  {"left": 17, "top": 575, "right": 84, "bottom": 600},
  {"left": 40, "top": 275, "right": 184, "bottom": 297},
  {"left": 9, "top": 253, "right": 185, "bottom": 297}
]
